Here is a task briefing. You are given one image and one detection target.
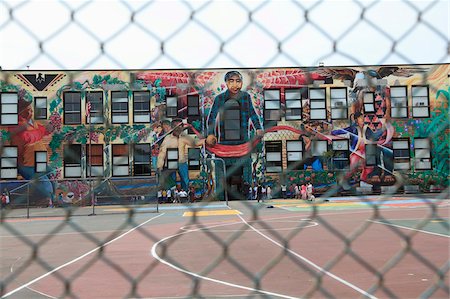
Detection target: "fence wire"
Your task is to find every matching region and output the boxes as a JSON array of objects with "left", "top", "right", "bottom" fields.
[{"left": 1, "top": 0, "right": 449, "bottom": 298}]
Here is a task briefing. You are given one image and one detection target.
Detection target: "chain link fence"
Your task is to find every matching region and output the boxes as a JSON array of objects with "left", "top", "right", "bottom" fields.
[{"left": 1, "top": 0, "right": 449, "bottom": 298}]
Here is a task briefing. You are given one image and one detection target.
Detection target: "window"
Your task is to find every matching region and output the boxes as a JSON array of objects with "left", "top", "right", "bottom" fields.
[
  {"left": 133, "top": 91, "right": 150, "bottom": 123},
  {"left": 332, "top": 140, "right": 349, "bottom": 169},
  {"left": 166, "top": 96, "right": 178, "bottom": 117},
  {"left": 286, "top": 140, "right": 303, "bottom": 170},
  {"left": 187, "top": 95, "right": 200, "bottom": 116},
  {"left": 414, "top": 138, "right": 432, "bottom": 170},
  {"left": 34, "top": 97, "right": 47, "bottom": 120},
  {"left": 285, "top": 89, "right": 302, "bottom": 120},
  {"left": 330, "top": 88, "right": 348, "bottom": 119},
  {"left": 1, "top": 93, "right": 18, "bottom": 125},
  {"left": 86, "top": 91, "right": 104, "bottom": 124},
  {"left": 63, "top": 92, "right": 81, "bottom": 124},
  {"left": 309, "top": 88, "right": 326, "bottom": 120},
  {"left": 265, "top": 141, "right": 282, "bottom": 173},
  {"left": 264, "top": 89, "right": 281, "bottom": 121},
  {"left": 112, "top": 144, "right": 129, "bottom": 176},
  {"left": 167, "top": 149, "right": 179, "bottom": 170},
  {"left": 188, "top": 148, "right": 201, "bottom": 170},
  {"left": 35, "top": 151, "right": 47, "bottom": 173},
  {"left": 133, "top": 144, "right": 151, "bottom": 176},
  {"left": 86, "top": 144, "right": 103, "bottom": 177},
  {"left": 311, "top": 140, "right": 327, "bottom": 156},
  {"left": 393, "top": 139, "right": 410, "bottom": 170},
  {"left": 365, "top": 144, "right": 378, "bottom": 166},
  {"left": 363, "top": 92, "right": 375, "bottom": 113},
  {"left": 64, "top": 144, "right": 82, "bottom": 178},
  {"left": 412, "top": 86, "right": 430, "bottom": 117},
  {"left": 390, "top": 86, "right": 408, "bottom": 118},
  {"left": 1, "top": 147, "right": 17, "bottom": 179},
  {"left": 223, "top": 99, "right": 241, "bottom": 141},
  {"left": 111, "top": 91, "right": 129, "bottom": 124}
]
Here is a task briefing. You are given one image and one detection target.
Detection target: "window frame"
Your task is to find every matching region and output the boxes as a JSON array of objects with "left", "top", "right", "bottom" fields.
[
  {"left": 133, "top": 143, "right": 151, "bottom": 176},
  {"left": 111, "top": 91, "right": 129, "bottom": 124},
  {"left": 35, "top": 151, "right": 47, "bottom": 173},
  {"left": 414, "top": 138, "right": 432, "bottom": 170},
  {"left": 390, "top": 86, "right": 408, "bottom": 119},
  {"left": 166, "top": 96, "right": 178, "bottom": 117},
  {"left": 393, "top": 138, "right": 411, "bottom": 170},
  {"left": 86, "top": 91, "right": 104, "bottom": 124},
  {"left": 166, "top": 148, "right": 179, "bottom": 170},
  {"left": 365, "top": 144, "right": 378, "bottom": 166},
  {"left": 284, "top": 88, "right": 302, "bottom": 121},
  {"left": 63, "top": 91, "right": 82, "bottom": 125},
  {"left": 133, "top": 91, "right": 150, "bottom": 123},
  {"left": 309, "top": 88, "right": 327, "bottom": 120},
  {"left": 0, "top": 92, "right": 19, "bottom": 125},
  {"left": 223, "top": 99, "right": 241, "bottom": 141},
  {"left": 64, "top": 144, "right": 82, "bottom": 178},
  {"left": 1, "top": 146, "right": 18, "bottom": 179},
  {"left": 86, "top": 144, "right": 104, "bottom": 177},
  {"left": 411, "top": 85, "right": 430, "bottom": 118},
  {"left": 112, "top": 144, "right": 130, "bottom": 177},
  {"left": 330, "top": 87, "right": 348, "bottom": 120},
  {"left": 264, "top": 89, "right": 281, "bottom": 122},
  {"left": 363, "top": 92, "right": 375, "bottom": 113},
  {"left": 188, "top": 148, "right": 201, "bottom": 170},
  {"left": 187, "top": 94, "right": 200, "bottom": 117},
  {"left": 286, "top": 140, "right": 303, "bottom": 170},
  {"left": 332, "top": 139, "right": 350, "bottom": 169},
  {"left": 265, "top": 141, "right": 283, "bottom": 173},
  {"left": 34, "top": 97, "right": 47, "bottom": 120}
]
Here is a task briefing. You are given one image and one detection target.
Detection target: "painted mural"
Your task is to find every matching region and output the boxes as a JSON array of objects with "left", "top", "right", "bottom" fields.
[{"left": 0, "top": 64, "right": 448, "bottom": 204}]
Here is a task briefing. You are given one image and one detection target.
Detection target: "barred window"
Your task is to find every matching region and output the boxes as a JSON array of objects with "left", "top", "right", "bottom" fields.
[
  {"left": 34, "top": 97, "right": 47, "bottom": 120},
  {"left": 111, "top": 91, "right": 129, "bottom": 124},
  {"left": 332, "top": 139, "right": 350, "bottom": 169},
  {"left": 166, "top": 96, "right": 178, "bottom": 117},
  {"left": 35, "top": 151, "right": 47, "bottom": 173},
  {"left": 265, "top": 141, "right": 282, "bottom": 173},
  {"left": 133, "top": 144, "right": 151, "bottom": 176},
  {"left": 285, "top": 89, "right": 302, "bottom": 120},
  {"left": 0, "top": 93, "right": 18, "bottom": 125},
  {"left": 112, "top": 144, "right": 129, "bottom": 176},
  {"left": 390, "top": 86, "right": 408, "bottom": 118},
  {"left": 412, "top": 86, "right": 430, "bottom": 118},
  {"left": 167, "top": 149, "right": 178, "bottom": 170},
  {"left": 1, "top": 146, "right": 17, "bottom": 179},
  {"left": 264, "top": 89, "right": 281, "bottom": 122},
  {"left": 63, "top": 92, "right": 81, "bottom": 124},
  {"left": 330, "top": 88, "right": 348, "bottom": 119},
  {"left": 64, "top": 144, "right": 82, "bottom": 178},
  {"left": 363, "top": 92, "right": 375, "bottom": 113},
  {"left": 309, "top": 88, "right": 326, "bottom": 120},
  {"left": 393, "top": 139, "right": 410, "bottom": 170},
  {"left": 414, "top": 138, "right": 432, "bottom": 170},
  {"left": 86, "top": 144, "right": 103, "bottom": 177},
  {"left": 286, "top": 140, "right": 303, "bottom": 170},
  {"left": 188, "top": 148, "right": 201, "bottom": 170},
  {"left": 133, "top": 91, "right": 150, "bottom": 123},
  {"left": 86, "top": 91, "right": 104, "bottom": 124}
]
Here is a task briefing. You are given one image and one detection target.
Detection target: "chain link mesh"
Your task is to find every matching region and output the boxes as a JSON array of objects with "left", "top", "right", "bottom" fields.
[{"left": 1, "top": 0, "right": 449, "bottom": 298}]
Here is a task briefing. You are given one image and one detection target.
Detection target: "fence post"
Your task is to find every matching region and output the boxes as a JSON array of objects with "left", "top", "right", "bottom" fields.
[{"left": 26, "top": 183, "right": 30, "bottom": 219}]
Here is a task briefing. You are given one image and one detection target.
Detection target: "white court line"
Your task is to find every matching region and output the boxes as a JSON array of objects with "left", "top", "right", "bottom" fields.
[
  {"left": 2, "top": 213, "right": 165, "bottom": 298},
  {"left": 368, "top": 220, "right": 450, "bottom": 238},
  {"left": 237, "top": 214, "right": 378, "bottom": 299}
]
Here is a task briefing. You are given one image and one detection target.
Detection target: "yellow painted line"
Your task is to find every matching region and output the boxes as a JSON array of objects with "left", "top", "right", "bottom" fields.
[
  {"left": 183, "top": 210, "right": 241, "bottom": 217},
  {"left": 431, "top": 220, "right": 446, "bottom": 223},
  {"left": 104, "top": 208, "right": 131, "bottom": 212}
]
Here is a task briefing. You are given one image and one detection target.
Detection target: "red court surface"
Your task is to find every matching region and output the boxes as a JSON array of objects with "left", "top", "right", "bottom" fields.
[{"left": 1, "top": 197, "right": 449, "bottom": 299}]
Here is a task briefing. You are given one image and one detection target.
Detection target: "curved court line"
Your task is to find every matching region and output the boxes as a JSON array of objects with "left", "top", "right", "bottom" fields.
[
  {"left": 236, "top": 214, "right": 378, "bottom": 299},
  {"left": 2, "top": 213, "right": 165, "bottom": 299}
]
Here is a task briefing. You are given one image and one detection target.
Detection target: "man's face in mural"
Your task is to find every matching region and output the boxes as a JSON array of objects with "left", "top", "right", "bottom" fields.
[{"left": 226, "top": 74, "right": 243, "bottom": 97}]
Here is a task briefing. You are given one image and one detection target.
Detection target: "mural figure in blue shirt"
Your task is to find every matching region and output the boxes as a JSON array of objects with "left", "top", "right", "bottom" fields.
[{"left": 206, "top": 71, "right": 263, "bottom": 147}]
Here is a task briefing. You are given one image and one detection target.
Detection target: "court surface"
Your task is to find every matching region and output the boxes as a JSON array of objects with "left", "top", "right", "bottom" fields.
[{"left": 1, "top": 195, "right": 449, "bottom": 299}]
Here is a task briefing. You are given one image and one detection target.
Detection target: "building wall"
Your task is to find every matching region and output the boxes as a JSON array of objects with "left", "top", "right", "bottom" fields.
[{"left": 0, "top": 65, "right": 448, "bottom": 201}]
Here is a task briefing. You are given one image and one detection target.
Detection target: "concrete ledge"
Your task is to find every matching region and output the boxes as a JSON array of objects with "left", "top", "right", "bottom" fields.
[
  {"left": 381, "top": 186, "right": 398, "bottom": 194},
  {"left": 404, "top": 185, "right": 420, "bottom": 194},
  {"left": 356, "top": 187, "right": 372, "bottom": 194}
]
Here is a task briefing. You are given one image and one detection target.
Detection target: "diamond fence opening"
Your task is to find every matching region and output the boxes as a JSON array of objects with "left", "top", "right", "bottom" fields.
[{"left": 0, "top": 1, "right": 449, "bottom": 298}]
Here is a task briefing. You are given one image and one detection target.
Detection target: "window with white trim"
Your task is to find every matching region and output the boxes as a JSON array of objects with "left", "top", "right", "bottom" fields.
[
  {"left": 363, "top": 92, "right": 375, "bottom": 113},
  {"left": 390, "top": 86, "right": 408, "bottom": 118},
  {"left": 412, "top": 86, "right": 430, "bottom": 117},
  {"left": 309, "top": 88, "right": 326, "bottom": 120},
  {"left": 1, "top": 93, "right": 18, "bottom": 125},
  {"left": 86, "top": 91, "right": 104, "bottom": 124},
  {"left": 133, "top": 91, "right": 150, "bottom": 123},
  {"left": 1, "top": 147, "right": 17, "bottom": 179},
  {"left": 414, "top": 138, "right": 432, "bottom": 170},
  {"left": 188, "top": 148, "right": 201, "bottom": 170},
  {"left": 133, "top": 144, "right": 151, "bottom": 176},
  {"left": 393, "top": 139, "right": 410, "bottom": 170},
  {"left": 111, "top": 91, "right": 129, "bottom": 124},
  {"left": 285, "top": 89, "right": 302, "bottom": 120},
  {"left": 86, "top": 144, "right": 103, "bottom": 177},
  {"left": 286, "top": 140, "right": 303, "bottom": 170},
  {"left": 35, "top": 151, "right": 47, "bottom": 173},
  {"left": 64, "top": 144, "right": 82, "bottom": 178},
  {"left": 166, "top": 96, "right": 178, "bottom": 117},
  {"left": 265, "top": 141, "right": 282, "bottom": 173},
  {"left": 63, "top": 92, "right": 81, "bottom": 124},
  {"left": 330, "top": 88, "right": 348, "bottom": 119},
  {"left": 112, "top": 144, "right": 129, "bottom": 176},
  {"left": 264, "top": 89, "right": 281, "bottom": 121},
  {"left": 167, "top": 149, "right": 179, "bottom": 170},
  {"left": 34, "top": 97, "right": 47, "bottom": 120},
  {"left": 332, "top": 139, "right": 349, "bottom": 169}
]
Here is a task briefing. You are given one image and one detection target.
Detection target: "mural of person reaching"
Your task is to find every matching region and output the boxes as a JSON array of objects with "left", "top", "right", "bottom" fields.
[{"left": 8, "top": 96, "right": 55, "bottom": 206}]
